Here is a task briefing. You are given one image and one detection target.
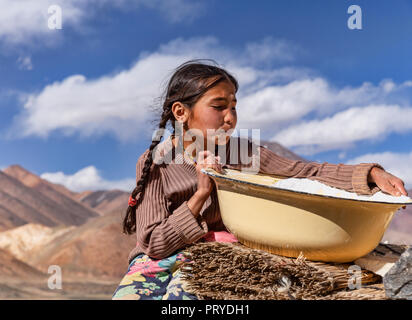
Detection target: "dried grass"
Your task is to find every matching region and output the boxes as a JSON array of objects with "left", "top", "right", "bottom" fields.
[{"left": 179, "top": 242, "right": 385, "bottom": 300}]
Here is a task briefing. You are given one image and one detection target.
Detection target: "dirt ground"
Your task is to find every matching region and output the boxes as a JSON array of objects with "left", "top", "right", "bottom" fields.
[{"left": 0, "top": 276, "right": 120, "bottom": 300}]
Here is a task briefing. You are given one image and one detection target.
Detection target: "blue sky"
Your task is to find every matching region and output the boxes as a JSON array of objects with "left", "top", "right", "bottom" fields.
[{"left": 1, "top": 0, "right": 412, "bottom": 191}]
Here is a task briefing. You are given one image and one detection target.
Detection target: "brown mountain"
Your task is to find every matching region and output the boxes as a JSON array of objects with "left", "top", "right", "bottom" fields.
[
  {"left": 78, "top": 190, "right": 129, "bottom": 215},
  {"left": 74, "top": 190, "right": 94, "bottom": 202},
  {"left": 0, "top": 223, "right": 75, "bottom": 261},
  {"left": 4, "top": 165, "right": 79, "bottom": 200},
  {"left": 0, "top": 168, "right": 98, "bottom": 232},
  {"left": 4, "top": 164, "right": 129, "bottom": 216},
  {"left": 0, "top": 244, "right": 118, "bottom": 299},
  {"left": 3, "top": 164, "right": 101, "bottom": 215},
  {"left": 25, "top": 211, "right": 136, "bottom": 280},
  {"left": 0, "top": 248, "right": 45, "bottom": 280}
]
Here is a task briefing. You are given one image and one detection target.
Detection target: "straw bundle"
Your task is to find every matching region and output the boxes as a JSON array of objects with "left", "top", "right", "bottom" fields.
[{"left": 179, "top": 241, "right": 384, "bottom": 300}]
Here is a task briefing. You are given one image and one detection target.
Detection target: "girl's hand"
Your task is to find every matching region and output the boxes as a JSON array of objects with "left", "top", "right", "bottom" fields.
[
  {"left": 195, "top": 150, "right": 223, "bottom": 196},
  {"left": 368, "top": 167, "right": 408, "bottom": 197}
]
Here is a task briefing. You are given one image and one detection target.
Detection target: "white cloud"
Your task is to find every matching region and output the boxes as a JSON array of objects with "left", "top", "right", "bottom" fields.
[
  {"left": 8, "top": 36, "right": 304, "bottom": 142},
  {"left": 272, "top": 105, "right": 412, "bottom": 155},
  {"left": 237, "top": 78, "right": 412, "bottom": 133},
  {"left": 347, "top": 151, "right": 412, "bottom": 189},
  {"left": 7, "top": 35, "right": 412, "bottom": 155},
  {"left": 238, "top": 78, "right": 334, "bottom": 130},
  {"left": 244, "top": 37, "right": 299, "bottom": 64},
  {"left": 40, "top": 166, "right": 135, "bottom": 192},
  {"left": 0, "top": 0, "right": 204, "bottom": 46},
  {"left": 17, "top": 55, "right": 33, "bottom": 70},
  {"left": 338, "top": 151, "right": 346, "bottom": 160},
  {"left": 0, "top": 0, "right": 82, "bottom": 46},
  {"left": 140, "top": 0, "right": 206, "bottom": 23}
]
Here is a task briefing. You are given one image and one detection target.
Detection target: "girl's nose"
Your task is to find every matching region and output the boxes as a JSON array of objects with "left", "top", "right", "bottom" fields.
[{"left": 224, "top": 109, "right": 236, "bottom": 126}]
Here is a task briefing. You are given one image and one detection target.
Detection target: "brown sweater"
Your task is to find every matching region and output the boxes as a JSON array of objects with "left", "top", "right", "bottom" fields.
[{"left": 127, "top": 135, "right": 383, "bottom": 263}]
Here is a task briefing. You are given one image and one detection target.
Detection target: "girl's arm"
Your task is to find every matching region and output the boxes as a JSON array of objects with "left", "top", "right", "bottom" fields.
[
  {"left": 133, "top": 152, "right": 209, "bottom": 260},
  {"left": 187, "top": 189, "right": 212, "bottom": 218},
  {"left": 257, "top": 145, "right": 383, "bottom": 195},
  {"left": 224, "top": 137, "right": 383, "bottom": 195}
]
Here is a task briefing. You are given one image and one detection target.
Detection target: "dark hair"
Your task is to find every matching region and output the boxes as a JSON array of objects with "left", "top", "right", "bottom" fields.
[{"left": 122, "top": 59, "right": 239, "bottom": 234}]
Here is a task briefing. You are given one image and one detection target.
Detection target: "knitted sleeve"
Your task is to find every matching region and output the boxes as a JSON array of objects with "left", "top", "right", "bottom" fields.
[
  {"left": 224, "top": 138, "right": 383, "bottom": 195},
  {"left": 258, "top": 146, "right": 384, "bottom": 195},
  {"left": 133, "top": 150, "right": 208, "bottom": 259}
]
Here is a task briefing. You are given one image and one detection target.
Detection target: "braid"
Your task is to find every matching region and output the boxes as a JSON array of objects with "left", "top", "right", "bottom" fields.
[{"left": 122, "top": 108, "right": 173, "bottom": 234}]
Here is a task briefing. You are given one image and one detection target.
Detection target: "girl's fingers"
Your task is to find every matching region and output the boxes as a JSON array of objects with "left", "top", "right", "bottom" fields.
[
  {"left": 382, "top": 182, "right": 399, "bottom": 196},
  {"left": 214, "top": 156, "right": 222, "bottom": 172},
  {"left": 393, "top": 180, "right": 408, "bottom": 196},
  {"left": 198, "top": 151, "right": 222, "bottom": 166},
  {"left": 208, "top": 163, "right": 222, "bottom": 173},
  {"left": 197, "top": 150, "right": 211, "bottom": 163},
  {"left": 206, "top": 163, "right": 222, "bottom": 173},
  {"left": 388, "top": 179, "right": 405, "bottom": 197},
  {"left": 198, "top": 154, "right": 212, "bottom": 165},
  {"left": 197, "top": 156, "right": 222, "bottom": 173}
]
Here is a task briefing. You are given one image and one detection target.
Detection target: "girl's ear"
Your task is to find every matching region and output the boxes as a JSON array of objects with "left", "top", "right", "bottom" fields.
[{"left": 171, "top": 101, "right": 190, "bottom": 123}]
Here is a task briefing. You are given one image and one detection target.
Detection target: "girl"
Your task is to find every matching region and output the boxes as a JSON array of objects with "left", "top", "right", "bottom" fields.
[{"left": 112, "top": 59, "right": 408, "bottom": 300}]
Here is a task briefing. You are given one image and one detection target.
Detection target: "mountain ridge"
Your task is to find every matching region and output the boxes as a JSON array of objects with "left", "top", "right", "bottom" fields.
[{"left": 0, "top": 166, "right": 100, "bottom": 231}]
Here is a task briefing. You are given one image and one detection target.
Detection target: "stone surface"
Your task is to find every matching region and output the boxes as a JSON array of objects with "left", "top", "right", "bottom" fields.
[{"left": 383, "top": 246, "right": 412, "bottom": 300}]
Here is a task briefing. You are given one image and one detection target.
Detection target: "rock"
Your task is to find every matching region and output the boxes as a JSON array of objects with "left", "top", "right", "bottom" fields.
[
  {"left": 355, "top": 243, "right": 409, "bottom": 278},
  {"left": 383, "top": 246, "right": 412, "bottom": 300}
]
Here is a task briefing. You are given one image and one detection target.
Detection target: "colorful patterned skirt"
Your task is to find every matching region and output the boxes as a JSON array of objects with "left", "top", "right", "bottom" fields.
[{"left": 112, "top": 231, "right": 238, "bottom": 300}]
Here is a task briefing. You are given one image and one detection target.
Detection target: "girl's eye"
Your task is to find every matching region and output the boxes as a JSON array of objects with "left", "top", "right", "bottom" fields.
[{"left": 212, "top": 105, "right": 236, "bottom": 111}]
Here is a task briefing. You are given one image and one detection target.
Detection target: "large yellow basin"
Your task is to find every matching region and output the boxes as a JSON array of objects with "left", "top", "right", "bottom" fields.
[{"left": 203, "top": 168, "right": 412, "bottom": 263}]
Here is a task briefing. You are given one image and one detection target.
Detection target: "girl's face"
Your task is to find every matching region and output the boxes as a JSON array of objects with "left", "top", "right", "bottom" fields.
[{"left": 186, "top": 80, "right": 237, "bottom": 148}]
